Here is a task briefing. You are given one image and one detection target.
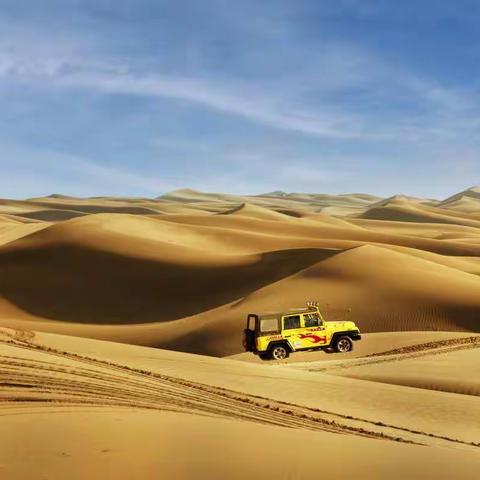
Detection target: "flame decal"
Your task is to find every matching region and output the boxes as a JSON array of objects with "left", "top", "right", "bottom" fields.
[{"left": 297, "top": 334, "right": 327, "bottom": 344}]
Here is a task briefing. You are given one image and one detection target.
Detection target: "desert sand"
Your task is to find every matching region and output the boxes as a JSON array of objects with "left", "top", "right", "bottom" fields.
[
  {"left": 1, "top": 188, "right": 480, "bottom": 478},
  {"left": 1, "top": 188, "right": 480, "bottom": 354},
  {"left": 1, "top": 328, "right": 479, "bottom": 479}
]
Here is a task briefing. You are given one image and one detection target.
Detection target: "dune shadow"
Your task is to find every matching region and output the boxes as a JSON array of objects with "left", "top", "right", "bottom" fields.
[
  {"left": 29, "top": 201, "right": 161, "bottom": 215},
  {"left": 273, "top": 209, "right": 304, "bottom": 218},
  {"left": 19, "top": 210, "right": 87, "bottom": 221},
  {"left": 0, "top": 243, "right": 341, "bottom": 325}
]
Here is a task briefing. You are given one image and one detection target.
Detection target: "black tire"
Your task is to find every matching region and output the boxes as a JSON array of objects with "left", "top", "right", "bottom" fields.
[
  {"left": 333, "top": 336, "right": 353, "bottom": 353},
  {"left": 269, "top": 344, "right": 290, "bottom": 360},
  {"left": 258, "top": 353, "right": 271, "bottom": 361}
]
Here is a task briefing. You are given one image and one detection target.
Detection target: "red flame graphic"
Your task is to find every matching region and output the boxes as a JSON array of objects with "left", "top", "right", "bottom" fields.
[{"left": 298, "top": 334, "right": 327, "bottom": 344}]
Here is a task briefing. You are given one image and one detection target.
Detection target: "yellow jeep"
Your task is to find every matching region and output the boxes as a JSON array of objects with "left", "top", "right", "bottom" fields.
[{"left": 242, "top": 302, "right": 361, "bottom": 360}]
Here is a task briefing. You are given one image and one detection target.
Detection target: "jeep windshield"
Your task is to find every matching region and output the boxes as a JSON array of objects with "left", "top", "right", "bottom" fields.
[{"left": 304, "top": 312, "right": 323, "bottom": 327}]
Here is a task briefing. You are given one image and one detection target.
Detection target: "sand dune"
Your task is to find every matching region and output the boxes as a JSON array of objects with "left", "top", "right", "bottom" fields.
[
  {"left": 159, "top": 188, "right": 246, "bottom": 204},
  {"left": 10, "top": 410, "right": 480, "bottom": 480},
  {"left": 0, "top": 214, "right": 340, "bottom": 325},
  {"left": 149, "top": 244, "right": 480, "bottom": 356},
  {"left": 1, "top": 328, "right": 480, "bottom": 479},
  {"left": 439, "top": 196, "right": 480, "bottom": 213},
  {"left": 217, "top": 202, "right": 296, "bottom": 221},
  {"left": 369, "top": 194, "right": 437, "bottom": 208},
  {"left": 4, "top": 241, "right": 475, "bottom": 358},
  {"left": 289, "top": 334, "right": 480, "bottom": 397},
  {"left": 0, "top": 188, "right": 479, "bottom": 359},
  {"left": 1, "top": 186, "right": 479, "bottom": 480},
  {"left": 439, "top": 186, "right": 480, "bottom": 209},
  {"left": 360, "top": 202, "right": 480, "bottom": 228}
]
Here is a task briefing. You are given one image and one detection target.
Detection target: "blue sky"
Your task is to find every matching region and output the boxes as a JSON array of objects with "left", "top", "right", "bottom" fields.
[{"left": 1, "top": 0, "right": 479, "bottom": 199}]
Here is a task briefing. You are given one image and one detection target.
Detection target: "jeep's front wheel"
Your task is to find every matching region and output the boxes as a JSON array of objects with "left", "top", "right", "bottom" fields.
[
  {"left": 333, "top": 336, "right": 353, "bottom": 353},
  {"left": 270, "top": 345, "right": 289, "bottom": 360}
]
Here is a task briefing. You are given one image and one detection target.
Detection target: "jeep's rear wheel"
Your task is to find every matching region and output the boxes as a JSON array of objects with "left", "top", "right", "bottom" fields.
[
  {"left": 270, "top": 345, "right": 289, "bottom": 360},
  {"left": 333, "top": 336, "right": 353, "bottom": 353}
]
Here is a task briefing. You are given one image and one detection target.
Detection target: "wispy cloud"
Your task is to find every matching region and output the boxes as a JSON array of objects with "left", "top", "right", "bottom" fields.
[
  {"left": 1, "top": 42, "right": 478, "bottom": 145},
  {"left": 0, "top": 56, "right": 367, "bottom": 139},
  {"left": 0, "top": 143, "right": 171, "bottom": 197}
]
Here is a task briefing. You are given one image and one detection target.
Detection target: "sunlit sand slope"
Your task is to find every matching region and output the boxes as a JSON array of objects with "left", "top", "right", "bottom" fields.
[{"left": 1, "top": 328, "right": 480, "bottom": 479}]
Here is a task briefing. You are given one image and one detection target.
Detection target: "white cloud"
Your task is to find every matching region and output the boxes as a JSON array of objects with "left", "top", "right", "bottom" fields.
[
  {"left": 49, "top": 69, "right": 370, "bottom": 139},
  {"left": 1, "top": 12, "right": 479, "bottom": 148},
  {"left": 2, "top": 46, "right": 477, "bottom": 146}
]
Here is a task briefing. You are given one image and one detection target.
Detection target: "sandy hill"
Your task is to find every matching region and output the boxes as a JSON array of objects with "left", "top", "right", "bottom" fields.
[
  {"left": 437, "top": 186, "right": 480, "bottom": 213},
  {"left": 1, "top": 215, "right": 480, "bottom": 357},
  {"left": 148, "top": 245, "right": 480, "bottom": 356},
  {"left": 439, "top": 196, "right": 480, "bottom": 213},
  {"left": 359, "top": 200, "right": 480, "bottom": 228},
  {"left": 0, "top": 214, "right": 338, "bottom": 326},
  {"left": 158, "top": 189, "right": 382, "bottom": 217},
  {"left": 1, "top": 328, "right": 480, "bottom": 479},
  {"left": 217, "top": 202, "right": 297, "bottom": 221},
  {"left": 0, "top": 187, "right": 479, "bottom": 358},
  {"left": 440, "top": 186, "right": 480, "bottom": 204},
  {"left": 262, "top": 192, "right": 380, "bottom": 216},
  {"left": 259, "top": 191, "right": 378, "bottom": 205},
  {"left": 2, "top": 188, "right": 480, "bottom": 478},
  {"left": 369, "top": 194, "right": 423, "bottom": 208},
  {"left": 340, "top": 192, "right": 383, "bottom": 202},
  {"left": 159, "top": 188, "right": 246, "bottom": 204}
]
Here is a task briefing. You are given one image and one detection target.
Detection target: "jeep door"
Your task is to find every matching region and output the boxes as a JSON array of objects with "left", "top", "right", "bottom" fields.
[
  {"left": 281, "top": 314, "right": 303, "bottom": 350},
  {"left": 297, "top": 313, "right": 328, "bottom": 349}
]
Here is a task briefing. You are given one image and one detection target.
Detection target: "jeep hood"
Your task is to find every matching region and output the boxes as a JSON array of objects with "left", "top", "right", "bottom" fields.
[{"left": 325, "top": 320, "right": 358, "bottom": 331}]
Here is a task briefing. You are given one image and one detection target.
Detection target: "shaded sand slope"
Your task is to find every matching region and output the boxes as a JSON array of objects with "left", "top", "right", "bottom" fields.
[
  {"left": 1, "top": 211, "right": 480, "bottom": 355},
  {"left": 148, "top": 245, "right": 480, "bottom": 355},
  {"left": 25, "top": 196, "right": 166, "bottom": 215},
  {"left": 15, "top": 209, "right": 87, "bottom": 221},
  {"left": 0, "top": 215, "right": 338, "bottom": 324},
  {"left": 1, "top": 327, "right": 480, "bottom": 480}
]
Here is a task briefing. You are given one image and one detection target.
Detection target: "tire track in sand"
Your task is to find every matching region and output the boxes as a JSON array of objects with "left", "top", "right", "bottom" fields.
[
  {"left": 304, "top": 335, "right": 480, "bottom": 373},
  {"left": 1, "top": 329, "right": 479, "bottom": 451}
]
